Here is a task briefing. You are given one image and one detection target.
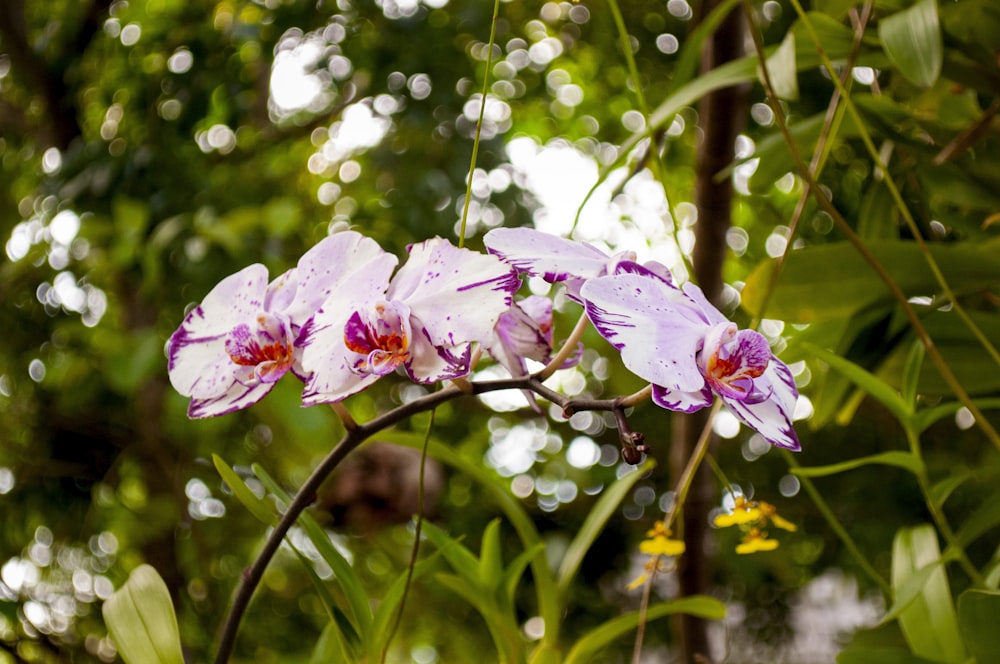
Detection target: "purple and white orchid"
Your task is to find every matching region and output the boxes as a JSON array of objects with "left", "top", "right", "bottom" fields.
[
  {"left": 483, "top": 227, "right": 671, "bottom": 302},
  {"left": 167, "top": 231, "right": 386, "bottom": 418},
  {"left": 300, "top": 237, "right": 519, "bottom": 404},
  {"left": 580, "top": 265, "right": 800, "bottom": 450}
]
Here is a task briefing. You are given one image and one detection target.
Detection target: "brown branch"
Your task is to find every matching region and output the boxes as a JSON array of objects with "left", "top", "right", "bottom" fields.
[{"left": 213, "top": 373, "right": 642, "bottom": 663}]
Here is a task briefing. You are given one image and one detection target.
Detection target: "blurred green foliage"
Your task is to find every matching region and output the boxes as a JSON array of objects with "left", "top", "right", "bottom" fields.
[{"left": 1, "top": 0, "right": 999, "bottom": 662}]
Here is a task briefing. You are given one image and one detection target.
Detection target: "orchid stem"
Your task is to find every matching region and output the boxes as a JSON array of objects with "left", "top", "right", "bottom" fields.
[{"left": 538, "top": 312, "right": 589, "bottom": 381}]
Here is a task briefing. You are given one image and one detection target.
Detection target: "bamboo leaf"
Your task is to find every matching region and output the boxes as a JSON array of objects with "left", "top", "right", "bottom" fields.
[
  {"left": 792, "top": 451, "right": 924, "bottom": 478},
  {"left": 556, "top": 460, "right": 655, "bottom": 593},
  {"left": 212, "top": 454, "right": 274, "bottom": 524},
  {"left": 102, "top": 565, "right": 185, "bottom": 664},
  {"left": 890, "top": 525, "right": 966, "bottom": 663},
  {"left": 879, "top": 0, "right": 942, "bottom": 88},
  {"left": 761, "top": 30, "right": 798, "bottom": 100},
  {"left": 563, "top": 596, "right": 725, "bottom": 664}
]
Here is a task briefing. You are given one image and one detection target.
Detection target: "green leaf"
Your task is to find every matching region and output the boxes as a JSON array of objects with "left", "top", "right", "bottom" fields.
[
  {"left": 957, "top": 589, "right": 1000, "bottom": 663},
  {"left": 837, "top": 621, "right": 940, "bottom": 664},
  {"left": 900, "top": 340, "right": 924, "bottom": 411},
  {"left": 290, "top": 546, "right": 361, "bottom": 659},
  {"left": 912, "top": 398, "right": 1000, "bottom": 435},
  {"left": 212, "top": 455, "right": 274, "bottom": 525},
  {"left": 800, "top": 341, "right": 913, "bottom": 424},
  {"left": 761, "top": 30, "right": 798, "bottom": 100},
  {"left": 556, "top": 460, "right": 655, "bottom": 593},
  {"left": 792, "top": 451, "right": 924, "bottom": 478},
  {"left": 929, "top": 467, "right": 971, "bottom": 508},
  {"left": 954, "top": 490, "right": 1000, "bottom": 547},
  {"left": 502, "top": 543, "right": 545, "bottom": 608},
  {"left": 879, "top": 0, "right": 943, "bottom": 88},
  {"left": 479, "top": 519, "right": 504, "bottom": 587},
  {"left": 251, "top": 464, "right": 372, "bottom": 636},
  {"left": 563, "top": 596, "right": 725, "bottom": 664},
  {"left": 743, "top": 239, "right": 1000, "bottom": 324},
  {"left": 309, "top": 621, "right": 350, "bottom": 664},
  {"left": 891, "top": 525, "right": 966, "bottom": 663},
  {"left": 102, "top": 565, "right": 185, "bottom": 664}
]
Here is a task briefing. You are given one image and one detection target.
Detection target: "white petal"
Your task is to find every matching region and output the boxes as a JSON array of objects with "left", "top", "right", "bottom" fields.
[
  {"left": 581, "top": 273, "right": 709, "bottom": 393},
  {"left": 167, "top": 264, "right": 269, "bottom": 399},
  {"left": 388, "top": 238, "right": 518, "bottom": 347},
  {"left": 652, "top": 384, "right": 713, "bottom": 413},
  {"left": 724, "top": 359, "right": 800, "bottom": 450},
  {"left": 188, "top": 382, "right": 275, "bottom": 419},
  {"left": 484, "top": 227, "right": 611, "bottom": 283},
  {"left": 404, "top": 318, "right": 473, "bottom": 383},
  {"left": 298, "top": 254, "right": 397, "bottom": 403},
  {"left": 680, "top": 282, "right": 729, "bottom": 326},
  {"left": 282, "top": 231, "right": 389, "bottom": 326}
]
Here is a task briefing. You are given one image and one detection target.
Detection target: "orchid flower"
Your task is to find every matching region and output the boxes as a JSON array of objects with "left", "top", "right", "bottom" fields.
[
  {"left": 483, "top": 227, "right": 671, "bottom": 301},
  {"left": 484, "top": 295, "right": 556, "bottom": 379},
  {"left": 167, "top": 231, "right": 385, "bottom": 418},
  {"left": 300, "top": 237, "right": 519, "bottom": 404},
  {"left": 580, "top": 265, "right": 800, "bottom": 450}
]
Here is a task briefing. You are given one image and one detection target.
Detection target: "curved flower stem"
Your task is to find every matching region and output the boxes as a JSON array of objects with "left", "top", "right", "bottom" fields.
[
  {"left": 538, "top": 311, "right": 590, "bottom": 381},
  {"left": 457, "top": 0, "right": 502, "bottom": 247},
  {"left": 663, "top": 400, "right": 722, "bottom": 533},
  {"left": 742, "top": 0, "right": 1000, "bottom": 453},
  {"left": 618, "top": 384, "right": 652, "bottom": 409},
  {"left": 213, "top": 374, "right": 642, "bottom": 663}
]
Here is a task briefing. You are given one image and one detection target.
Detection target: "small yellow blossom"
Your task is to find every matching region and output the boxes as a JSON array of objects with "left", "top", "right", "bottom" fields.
[
  {"left": 639, "top": 520, "right": 686, "bottom": 557},
  {"left": 735, "top": 528, "right": 780, "bottom": 554},
  {"left": 715, "top": 495, "right": 796, "bottom": 554}
]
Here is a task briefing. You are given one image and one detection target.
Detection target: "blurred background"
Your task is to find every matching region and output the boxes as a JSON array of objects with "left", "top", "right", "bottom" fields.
[{"left": 2, "top": 0, "right": 999, "bottom": 662}]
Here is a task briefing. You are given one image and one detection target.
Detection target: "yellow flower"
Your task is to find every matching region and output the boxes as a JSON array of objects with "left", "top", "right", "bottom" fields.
[
  {"left": 735, "top": 528, "right": 780, "bottom": 554},
  {"left": 713, "top": 496, "right": 761, "bottom": 528},
  {"left": 639, "top": 520, "right": 686, "bottom": 557},
  {"left": 758, "top": 501, "right": 797, "bottom": 532}
]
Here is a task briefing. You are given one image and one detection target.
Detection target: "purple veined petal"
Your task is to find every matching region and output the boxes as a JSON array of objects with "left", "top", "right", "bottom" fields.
[
  {"left": 680, "top": 281, "right": 729, "bottom": 327},
  {"left": 722, "top": 358, "right": 800, "bottom": 450},
  {"left": 404, "top": 315, "right": 473, "bottom": 383},
  {"left": 612, "top": 259, "right": 675, "bottom": 288},
  {"left": 483, "top": 227, "right": 612, "bottom": 284},
  {"left": 264, "top": 267, "right": 298, "bottom": 314},
  {"left": 187, "top": 382, "right": 276, "bottom": 419},
  {"left": 282, "top": 231, "right": 391, "bottom": 327},
  {"left": 485, "top": 301, "right": 550, "bottom": 379},
  {"left": 581, "top": 272, "right": 709, "bottom": 393},
  {"left": 298, "top": 255, "right": 397, "bottom": 404},
  {"left": 167, "top": 264, "right": 270, "bottom": 399},
  {"left": 342, "top": 300, "right": 413, "bottom": 377},
  {"left": 652, "top": 384, "right": 714, "bottom": 413},
  {"left": 700, "top": 324, "right": 772, "bottom": 402},
  {"left": 388, "top": 237, "right": 518, "bottom": 348}
]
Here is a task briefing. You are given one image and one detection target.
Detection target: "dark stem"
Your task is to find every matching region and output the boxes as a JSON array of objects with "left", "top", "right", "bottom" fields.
[{"left": 213, "top": 374, "right": 635, "bottom": 663}]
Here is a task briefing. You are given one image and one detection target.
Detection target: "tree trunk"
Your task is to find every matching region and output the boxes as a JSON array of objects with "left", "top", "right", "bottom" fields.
[{"left": 670, "top": 1, "right": 749, "bottom": 661}]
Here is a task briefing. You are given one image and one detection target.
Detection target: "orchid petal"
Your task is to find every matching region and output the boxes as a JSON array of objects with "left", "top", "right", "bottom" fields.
[
  {"left": 187, "top": 382, "right": 275, "bottom": 419},
  {"left": 167, "top": 264, "right": 269, "bottom": 399},
  {"left": 581, "top": 273, "right": 708, "bottom": 393},
  {"left": 388, "top": 237, "right": 518, "bottom": 347},
  {"left": 404, "top": 316, "right": 473, "bottom": 382},
  {"left": 484, "top": 227, "right": 611, "bottom": 284},
  {"left": 680, "top": 281, "right": 729, "bottom": 326},
  {"left": 299, "top": 254, "right": 398, "bottom": 404},
  {"left": 283, "top": 231, "right": 389, "bottom": 326},
  {"left": 723, "top": 359, "right": 800, "bottom": 450},
  {"left": 651, "top": 384, "right": 714, "bottom": 413}
]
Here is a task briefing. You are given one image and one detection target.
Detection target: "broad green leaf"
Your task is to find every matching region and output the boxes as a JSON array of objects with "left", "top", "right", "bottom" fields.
[
  {"left": 556, "top": 460, "right": 655, "bottom": 593},
  {"left": 891, "top": 525, "right": 966, "bottom": 663},
  {"left": 881, "top": 559, "right": 945, "bottom": 625},
  {"left": 421, "top": 521, "right": 484, "bottom": 588},
  {"left": 742, "top": 239, "right": 1000, "bottom": 324},
  {"left": 800, "top": 341, "right": 912, "bottom": 424},
  {"left": 309, "top": 621, "right": 349, "bottom": 664},
  {"left": 761, "top": 31, "right": 798, "bottom": 100},
  {"left": 502, "top": 543, "right": 545, "bottom": 607},
  {"left": 563, "top": 596, "right": 725, "bottom": 664},
  {"left": 251, "top": 464, "right": 372, "bottom": 635},
  {"left": 957, "top": 589, "right": 1000, "bottom": 663},
  {"left": 837, "top": 621, "right": 939, "bottom": 664},
  {"left": 212, "top": 455, "right": 274, "bottom": 524},
  {"left": 879, "top": 0, "right": 942, "bottom": 88},
  {"left": 792, "top": 451, "right": 924, "bottom": 479},
  {"left": 102, "top": 565, "right": 185, "bottom": 664}
]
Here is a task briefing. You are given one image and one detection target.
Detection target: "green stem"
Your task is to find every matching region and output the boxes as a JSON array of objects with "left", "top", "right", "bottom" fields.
[
  {"left": 458, "top": 0, "right": 501, "bottom": 247},
  {"left": 782, "top": 450, "right": 892, "bottom": 596}
]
